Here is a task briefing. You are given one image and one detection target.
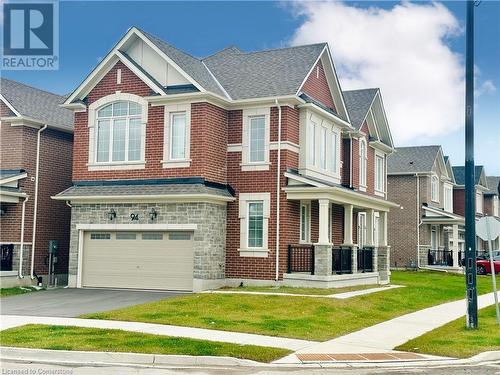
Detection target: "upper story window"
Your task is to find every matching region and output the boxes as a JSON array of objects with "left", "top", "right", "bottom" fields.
[
  {"left": 359, "top": 138, "right": 367, "bottom": 188},
  {"left": 494, "top": 196, "right": 499, "bottom": 217},
  {"left": 95, "top": 101, "right": 143, "bottom": 163},
  {"left": 444, "top": 183, "right": 453, "bottom": 212},
  {"left": 320, "top": 126, "right": 327, "bottom": 170},
  {"left": 249, "top": 116, "right": 266, "bottom": 162},
  {"left": 163, "top": 104, "right": 191, "bottom": 168},
  {"left": 308, "top": 120, "right": 316, "bottom": 166},
  {"left": 241, "top": 108, "right": 270, "bottom": 171},
  {"left": 476, "top": 191, "right": 483, "bottom": 214},
  {"left": 331, "top": 131, "right": 339, "bottom": 174},
  {"left": 375, "top": 153, "right": 385, "bottom": 193},
  {"left": 431, "top": 174, "right": 439, "bottom": 202}
]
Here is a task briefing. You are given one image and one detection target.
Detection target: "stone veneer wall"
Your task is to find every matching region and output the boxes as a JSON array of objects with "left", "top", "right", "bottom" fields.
[{"left": 68, "top": 202, "right": 227, "bottom": 288}]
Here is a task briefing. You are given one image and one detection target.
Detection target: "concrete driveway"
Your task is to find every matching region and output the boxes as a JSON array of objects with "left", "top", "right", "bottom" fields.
[{"left": 0, "top": 288, "right": 182, "bottom": 317}]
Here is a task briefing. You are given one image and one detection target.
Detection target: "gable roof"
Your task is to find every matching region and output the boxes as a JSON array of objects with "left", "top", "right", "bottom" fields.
[
  {"left": 1, "top": 78, "right": 73, "bottom": 132},
  {"left": 342, "top": 88, "right": 379, "bottom": 130},
  {"left": 387, "top": 145, "right": 441, "bottom": 175},
  {"left": 486, "top": 176, "right": 500, "bottom": 195},
  {"left": 203, "top": 42, "right": 327, "bottom": 100},
  {"left": 452, "top": 165, "right": 486, "bottom": 186}
]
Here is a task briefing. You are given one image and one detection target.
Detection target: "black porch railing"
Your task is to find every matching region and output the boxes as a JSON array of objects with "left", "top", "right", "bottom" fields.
[
  {"left": 357, "top": 247, "right": 374, "bottom": 272},
  {"left": 1, "top": 244, "right": 14, "bottom": 271},
  {"left": 332, "top": 247, "right": 352, "bottom": 274},
  {"left": 428, "top": 249, "right": 453, "bottom": 267},
  {"left": 287, "top": 244, "right": 314, "bottom": 274}
]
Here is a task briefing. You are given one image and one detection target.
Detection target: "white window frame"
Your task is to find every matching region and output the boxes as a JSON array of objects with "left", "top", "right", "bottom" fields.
[
  {"left": 162, "top": 104, "right": 191, "bottom": 168},
  {"left": 443, "top": 183, "right": 453, "bottom": 212},
  {"left": 476, "top": 191, "right": 483, "bottom": 214},
  {"left": 331, "top": 130, "right": 340, "bottom": 175},
  {"left": 431, "top": 174, "right": 440, "bottom": 203},
  {"left": 358, "top": 212, "right": 366, "bottom": 247},
  {"left": 374, "top": 151, "right": 385, "bottom": 196},
  {"left": 248, "top": 115, "right": 266, "bottom": 163},
  {"left": 239, "top": 192, "right": 270, "bottom": 257},
  {"left": 87, "top": 93, "right": 148, "bottom": 171},
  {"left": 320, "top": 126, "right": 327, "bottom": 170},
  {"left": 308, "top": 119, "right": 316, "bottom": 167},
  {"left": 300, "top": 200, "right": 311, "bottom": 244},
  {"left": 494, "top": 196, "right": 499, "bottom": 217},
  {"left": 431, "top": 225, "right": 439, "bottom": 249},
  {"left": 241, "top": 107, "right": 271, "bottom": 171},
  {"left": 359, "top": 138, "right": 367, "bottom": 191}
]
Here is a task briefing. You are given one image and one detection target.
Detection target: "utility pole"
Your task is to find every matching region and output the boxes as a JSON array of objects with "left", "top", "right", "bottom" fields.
[{"left": 464, "top": 0, "right": 478, "bottom": 329}]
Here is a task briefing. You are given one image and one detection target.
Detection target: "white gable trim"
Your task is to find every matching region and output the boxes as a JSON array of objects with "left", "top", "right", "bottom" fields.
[
  {"left": 115, "top": 50, "right": 165, "bottom": 94},
  {"left": 0, "top": 172, "right": 27, "bottom": 186},
  {"left": 201, "top": 61, "right": 231, "bottom": 100},
  {"left": 0, "top": 95, "right": 21, "bottom": 117}
]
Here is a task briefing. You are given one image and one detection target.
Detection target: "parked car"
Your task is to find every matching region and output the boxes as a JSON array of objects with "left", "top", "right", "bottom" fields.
[
  {"left": 460, "top": 250, "right": 500, "bottom": 267},
  {"left": 476, "top": 258, "right": 500, "bottom": 275}
]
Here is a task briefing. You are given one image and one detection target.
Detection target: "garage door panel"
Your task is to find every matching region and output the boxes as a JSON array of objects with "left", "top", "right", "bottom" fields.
[{"left": 82, "top": 231, "right": 193, "bottom": 291}]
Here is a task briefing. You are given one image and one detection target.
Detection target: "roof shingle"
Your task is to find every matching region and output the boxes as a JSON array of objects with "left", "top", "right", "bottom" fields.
[{"left": 387, "top": 146, "right": 441, "bottom": 174}]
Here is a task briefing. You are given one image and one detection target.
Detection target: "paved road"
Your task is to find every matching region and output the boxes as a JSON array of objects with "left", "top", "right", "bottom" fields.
[
  {"left": 2, "top": 360, "right": 499, "bottom": 374},
  {"left": 0, "top": 288, "right": 182, "bottom": 317}
]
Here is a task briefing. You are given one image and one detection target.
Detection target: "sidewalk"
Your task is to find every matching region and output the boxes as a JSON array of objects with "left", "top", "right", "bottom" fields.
[{"left": 0, "top": 315, "right": 315, "bottom": 351}]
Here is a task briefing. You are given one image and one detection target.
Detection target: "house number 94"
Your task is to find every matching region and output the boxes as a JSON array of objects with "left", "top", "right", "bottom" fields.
[{"left": 130, "top": 213, "right": 139, "bottom": 221}]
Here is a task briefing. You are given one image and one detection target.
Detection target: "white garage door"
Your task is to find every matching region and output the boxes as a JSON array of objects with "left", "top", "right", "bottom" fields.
[{"left": 81, "top": 231, "right": 194, "bottom": 291}]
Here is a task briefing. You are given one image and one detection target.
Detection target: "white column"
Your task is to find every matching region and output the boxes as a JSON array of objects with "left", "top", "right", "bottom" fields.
[
  {"left": 343, "top": 204, "right": 353, "bottom": 245},
  {"left": 380, "top": 211, "right": 388, "bottom": 246},
  {"left": 366, "top": 209, "right": 375, "bottom": 247},
  {"left": 452, "top": 224, "right": 459, "bottom": 268},
  {"left": 317, "top": 199, "right": 331, "bottom": 245}
]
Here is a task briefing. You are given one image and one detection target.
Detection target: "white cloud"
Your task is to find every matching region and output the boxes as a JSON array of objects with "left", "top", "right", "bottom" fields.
[{"left": 288, "top": 1, "right": 468, "bottom": 143}]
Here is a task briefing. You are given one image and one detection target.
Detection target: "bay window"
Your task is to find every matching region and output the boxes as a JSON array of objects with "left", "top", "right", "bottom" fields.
[
  {"left": 331, "top": 131, "right": 338, "bottom": 173},
  {"left": 308, "top": 120, "right": 316, "bottom": 166},
  {"left": 95, "top": 101, "right": 143, "bottom": 163},
  {"left": 359, "top": 139, "right": 367, "bottom": 188},
  {"left": 431, "top": 174, "right": 439, "bottom": 202},
  {"left": 320, "top": 127, "right": 327, "bottom": 170}
]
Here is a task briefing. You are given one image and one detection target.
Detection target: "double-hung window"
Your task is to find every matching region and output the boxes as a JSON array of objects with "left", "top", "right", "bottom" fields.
[
  {"left": 248, "top": 201, "right": 264, "bottom": 248},
  {"left": 95, "top": 101, "right": 143, "bottom": 163},
  {"left": 320, "top": 127, "right": 327, "bottom": 170},
  {"left": 444, "top": 184, "right": 453, "bottom": 212},
  {"left": 359, "top": 139, "right": 367, "bottom": 187},
  {"left": 300, "top": 201, "right": 311, "bottom": 243},
  {"left": 308, "top": 120, "right": 316, "bottom": 166},
  {"left": 431, "top": 175, "right": 439, "bottom": 202},
  {"left": 249, "top": 116, "right": 266, "bottom": 163},
  {"left": 170, "top": 112, "right": 187, "bottom": 160},
  {"left": 375, "top": 154, "right": 385, "bottom": 192},
  {"left": 331, "top": 131, "right": 338, "bottom": 173}
]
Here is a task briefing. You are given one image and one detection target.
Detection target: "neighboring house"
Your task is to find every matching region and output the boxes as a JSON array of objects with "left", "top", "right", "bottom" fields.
[
  {"left": 452, "top": 165, "right": 491, "bottom": 252},
  {"left": 0, "top": 78, "right": 73, "bottom": 287},
  {"left": 387, "top": 146, "right": 464, "bottom": 269},
  {"left": 483, "top": 176, "right": 500, "bottom": 250},
  {"left": 55, "top": 27, "right": 397, "bottom": 292}
]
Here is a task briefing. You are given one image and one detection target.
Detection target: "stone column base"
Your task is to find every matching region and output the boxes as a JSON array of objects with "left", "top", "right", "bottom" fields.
[{"left": 314, "top": 244, "right": 333, "bottom": 276}]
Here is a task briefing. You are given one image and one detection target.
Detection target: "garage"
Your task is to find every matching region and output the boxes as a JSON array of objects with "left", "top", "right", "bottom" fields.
[{"left": 81, "top": 231, "right": 194, "bottom": 291}]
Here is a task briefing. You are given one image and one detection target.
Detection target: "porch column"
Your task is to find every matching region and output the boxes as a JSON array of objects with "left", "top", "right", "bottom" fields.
[
  {"left": 343, "top": 204, "right": 354, "bottom": 245},
  {"left": 366, "top": 209, "right": 375, "bottom": 247},
  {"left": 315, "top": 199, "right": 332, "bottom": 276},
  {"left": 452, "top": 224, "right": 459, "bottom": 268},
  {"left": 380, "top": 211, "right": 388, "bottom": 246}
]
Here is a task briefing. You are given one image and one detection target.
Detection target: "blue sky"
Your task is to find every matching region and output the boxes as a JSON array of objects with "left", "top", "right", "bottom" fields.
[{"left": 3, "top": 1, "right": 499, "bottom": 174}]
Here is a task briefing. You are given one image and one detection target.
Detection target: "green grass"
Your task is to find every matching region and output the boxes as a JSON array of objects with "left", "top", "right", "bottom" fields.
[
  {"left": 0, "top": 324, "right": 291, "bottom": 363},
  {"left": 396, "top": 305, "right": 500, "bottom": 358},
  {"left": 82, "top": 271, "right": 499, "bottom": 341},
  {"left": 220, "top": 283, "right": 379, "bottom": 295},
  {"left": 0, "top": 286, "right": 41, "bottom": 298}
]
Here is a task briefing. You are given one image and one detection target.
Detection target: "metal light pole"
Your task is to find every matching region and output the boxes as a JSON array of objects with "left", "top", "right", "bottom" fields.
[{"left": 464, "top": 0, "right": 478, "bottom": 329}]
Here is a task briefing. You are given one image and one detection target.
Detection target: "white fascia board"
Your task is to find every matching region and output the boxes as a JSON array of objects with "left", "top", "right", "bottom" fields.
[
  {"left": 295, "top": 45, "right": 326, "bottom": 96},
  {"left": 3, "top": 115, "right": 74, "bottom": 134},
  {"left": 0, "top": 190, "right": 27, "bottom": 198},
  {"left": 322, "top": 46, "right": 351, "bottom": 124},
  {"left": 297, "top": 102, "right": 352, "bottom": 129},
  {"left": 0, "top": 172, "right": 27, "bottom": 186},
  {"left": 52, "top": 193, "right": 235, "bottom": 205},
  {"left": 76, "top": 223, "right": 198, "bottom": 231},
  {"left": 284, "top": 172, "right": 328, "bottom": 188},
  {"left": 387, "top": 171, "right": 431, "bottom": 176},
  {"left": 0, "top": 95, "right": 21, "bottom": 117},
  {"left": 422, "top": 205, "right": 464, "bottom": 222},
  {"left": 60, "top": 102, "right": 86, "bottom": 112},
  {"left": 369, "top": 140, "right": 394, "bottom": 154},
  {"left": 374, "top": 92, "right": 395, "bottom": 148}
]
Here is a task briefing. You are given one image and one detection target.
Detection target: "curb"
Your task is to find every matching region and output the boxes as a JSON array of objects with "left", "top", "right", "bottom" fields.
[{"left": 1, "top": 347, "right": 499, "bottom": 368}]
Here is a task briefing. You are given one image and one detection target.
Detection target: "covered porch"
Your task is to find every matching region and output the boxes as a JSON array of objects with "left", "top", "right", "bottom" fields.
[{"left": 283, "top": 173, "right": 398, "bottom": 288}]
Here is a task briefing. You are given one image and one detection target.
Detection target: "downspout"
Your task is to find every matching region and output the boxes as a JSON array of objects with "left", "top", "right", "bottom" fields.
[
  {"left": 18, "top": 195, "right": 29, "bottom": 278},
  {"left": 30, "top": 124, "right": 48, "bottom": 279},
  {"left": 415, "top": 173, "right": 421, "bottom": 268},
  {"left": 349, "top": 133, "right": 353, "bottom": 188},
  {"left": 275, "top": 99, "right": 282, "bottom": 282}
]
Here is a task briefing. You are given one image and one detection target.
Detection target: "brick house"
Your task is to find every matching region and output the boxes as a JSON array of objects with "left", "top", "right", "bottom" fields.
[
  {"left": 452, "top": 166, "right": 500, "bottom": 251},
  {"left": 0, "top": 78, "right": 73, "bottom": 287},
  {"left": 55, "top": 27, "right": 397, "bottom": 292},
  {"left": 387, "top": 146, "right": 465, "bottom": 269},
  {"left": 484, "top": 176, "right": 500, "bottom": 250}
]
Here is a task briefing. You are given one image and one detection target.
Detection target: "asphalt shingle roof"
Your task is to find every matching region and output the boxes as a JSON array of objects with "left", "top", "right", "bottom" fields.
[
  {"left": 0, "top": 170, "right": 25, "bottom": 180},
  {"left": 486, "top": 176, "right": 500, "bottom": 195},
  {"left": 387, "top": 146, "right": 441, "bottom": 174},
  {"left": 56, "top": 183, "right": 233, "bottom": 199},
  {"left": 342, "top": 89, "right": 379, "bottom": 130},
  {"left": 452, "top": 166, "right": 485, "bottom": 186},
  {"left": 203, "top": 43, "right": 326, "bottom": 100},
  {"left": 0, "top": 78, "right": 73, "bottom": 132}
]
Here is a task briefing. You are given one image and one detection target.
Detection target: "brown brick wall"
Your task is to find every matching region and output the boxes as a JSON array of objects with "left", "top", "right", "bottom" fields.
[
  {"left": 302, "top": 60, "right": 336, "bottom": 111},
  {"left": 453, "top": 188, "right": 465, "bottom": 216},
  {"left": 484, "top": 195, "right": 493, "bottom": 216}
]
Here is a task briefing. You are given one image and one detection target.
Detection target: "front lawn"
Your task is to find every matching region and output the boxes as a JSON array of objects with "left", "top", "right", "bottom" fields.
[
  {"left": 0, "top": 286, "right": 41, "bottom": 298},
  {"left": 396, "top": 305, "right": 500, "bottom": 358},
  {"left": 82, "top": 271, "right": 499, "bottom": 342},
  {"left": 220, "top": 283, "right": 379, "bottom": 295},
  {"left": 0, "top": 324, "right": 291, "bottom": 363}
]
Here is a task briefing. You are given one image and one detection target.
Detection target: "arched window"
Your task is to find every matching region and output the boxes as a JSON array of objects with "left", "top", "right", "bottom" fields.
[
  {"left": 359, "top": 138, "right": 367, "bottom": 187},
  {"left": 431, "top": 174, "right": 439, "bottom": 202},
  {"left": 95, "top": 101, "right": 143, "bottom": 163}
]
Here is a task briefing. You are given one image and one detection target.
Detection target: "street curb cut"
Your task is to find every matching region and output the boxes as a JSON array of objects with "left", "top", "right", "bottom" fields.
[{"left": 1, "top": 347, "right": 499, "bottom": 368}]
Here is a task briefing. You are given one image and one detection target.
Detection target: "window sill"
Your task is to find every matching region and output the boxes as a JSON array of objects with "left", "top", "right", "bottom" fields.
[
  {"left": 359, "top": 185, "right": 367, "bottom": 192},
  {"left": 87, "top": 162, "right": 145, "bottom": 171},
  {"left": 374, "top": 190, "right": 385, "bottom": 197},
  {"left": 240, "top": 162, "right": 271, "bottom": 171},
  {"left": 238, "top": 249, "right": 269, "bottom": 258},
  {"left": 161, "top": 159, "right": 191, "bottom": 169}
]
